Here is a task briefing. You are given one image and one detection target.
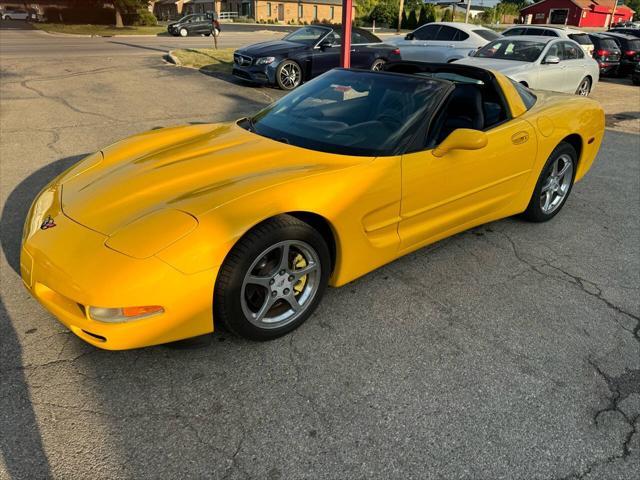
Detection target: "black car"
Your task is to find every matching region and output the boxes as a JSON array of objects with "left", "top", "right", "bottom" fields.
[
  {"left": 601, "top": 32, "right": 640, "bottom": 75},
  {"left": 168, "top": 14, "right": 212, "bottom": 37},
  {"left": 588, "top": 33, "right": 622, "bottom": 75},
  {"left": 632, "top": 63, "right": 640, "bottom": 85},
  {"left": 232, "top": 25, "right": 401, "bottom": 90},
  {"left": 608, "top": 28, "right": 640, "bottom": 39}
]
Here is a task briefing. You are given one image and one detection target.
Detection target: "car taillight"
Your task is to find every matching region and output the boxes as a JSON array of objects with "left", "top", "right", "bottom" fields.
[
  {"left": 391, "top": 48, "right": 400, "bottom": 55},
  {"left": 596, "top": 49, "right": 610, "bottom": 57},
  {"left": 625, "top": 50, "right": 637, "bottom": 57}
]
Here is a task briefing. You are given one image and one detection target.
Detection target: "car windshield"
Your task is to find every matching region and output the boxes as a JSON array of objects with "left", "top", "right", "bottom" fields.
[
  {"left": 475, "top": 39, "right": 546, "bottom": 62},
  {"left": 244, "top": 69, "right": 449, "bottom": 156},
  {"left": 283, "top": 26, "right": 331, "bottom": 45}
]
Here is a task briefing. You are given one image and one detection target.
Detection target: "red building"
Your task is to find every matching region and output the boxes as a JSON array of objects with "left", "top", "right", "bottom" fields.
[{"left": 520, "top": 0, "right": 635, "bottom": 28}]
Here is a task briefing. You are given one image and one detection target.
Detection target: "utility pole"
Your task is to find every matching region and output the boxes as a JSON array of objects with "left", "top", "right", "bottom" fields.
[
  {"left": 397, "top": 0, "right": 405, "bottom": 33},
  {"left": 465, "top": 0, "right": 472, "bottom": 23},
  {"left": 340, "top": 0, "right": 353, "bottom": 67},
  {"left": 606, "top": 0, "right": 618, "bottom": 29}
]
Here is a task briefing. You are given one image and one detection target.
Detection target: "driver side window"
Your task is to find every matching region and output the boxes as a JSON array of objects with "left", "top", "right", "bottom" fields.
[{"left": 546, "top": 42, "right": 561, "bottom": 59}]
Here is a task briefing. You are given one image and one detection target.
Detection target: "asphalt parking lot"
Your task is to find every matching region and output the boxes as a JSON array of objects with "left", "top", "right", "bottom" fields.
[{"left": 1, "top": 24, "right": 639, "bottom": 479}]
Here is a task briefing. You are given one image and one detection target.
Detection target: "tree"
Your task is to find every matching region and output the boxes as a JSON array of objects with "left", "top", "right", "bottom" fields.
[
  {"left": 397, "top": 0, "right": 405, "bottom": 33},
  {"left": 624, "top": 0, "right": 640, "bottom": 20},
  {"left": 407, "top": 9, "right": 418, "bottom": 29},
  {"left": 369, "top": 0, "right": 399, "bottom": 27},
  {"left": 404, "top": 0, "right": 423, "bottom": 12},
  {"left": 442, "top": 8, "right": 453, "bottom": 21},
  {"left": 418, "top": 4, "right": 436, "bottom": 25},
  {"left": 401, "top": 10, "right": 408, "bottom": 29},
  {"left": 110, "top": 0, "right": 150, "bottom": 28}
]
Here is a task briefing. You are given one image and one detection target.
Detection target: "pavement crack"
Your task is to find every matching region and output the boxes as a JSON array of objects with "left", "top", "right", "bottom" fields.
[
  {"left": 497, "top": 230, "right": 639, "bottom": 342},
  {"left": 20, "top": 79, "right": 124, "bottom": 124}
]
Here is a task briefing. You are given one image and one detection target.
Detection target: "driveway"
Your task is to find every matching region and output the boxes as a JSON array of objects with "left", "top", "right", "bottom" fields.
[{"left": 1, "top": 28, "right": 638, "bottom": 480}]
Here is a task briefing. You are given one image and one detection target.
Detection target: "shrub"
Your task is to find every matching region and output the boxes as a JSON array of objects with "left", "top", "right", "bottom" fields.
[
  {"left": 407, "top": 9, "right": 418, "bottom": 29},
  {"left": 132, "top": 8, "right": 157, "bottom": 26}
]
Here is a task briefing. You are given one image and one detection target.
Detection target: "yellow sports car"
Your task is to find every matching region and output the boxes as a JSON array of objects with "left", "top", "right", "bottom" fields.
[{"left": 21, "top": 62, "right": 605, "bottom": 350}]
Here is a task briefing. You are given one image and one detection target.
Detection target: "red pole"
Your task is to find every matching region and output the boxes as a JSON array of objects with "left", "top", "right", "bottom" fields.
[{"left": 340, "top": 0, "right": 353, "bottom": 68}]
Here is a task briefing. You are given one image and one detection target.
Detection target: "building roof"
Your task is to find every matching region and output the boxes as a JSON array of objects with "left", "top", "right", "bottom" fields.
[{"left": 521, "top": 0, "right": 635, "bottom": 13}]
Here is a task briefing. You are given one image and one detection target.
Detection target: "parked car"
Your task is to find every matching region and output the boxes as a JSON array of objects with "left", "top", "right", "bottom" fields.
[
  {"left": 21, "top": 62, "right": 605, "bottom": 348},
  {"left": 1, "top": 9, "right": 30, "bottom": 20},
  {"left": 501, "top": 25, "right": 594, "bottom": 56},
  {"left": 167, "top": 13, "right": 212, "bottom": 37},
  {"left": 588, "top": 33, "right": 622, "bottom": 75},
  {"left": 233, "top": 25, "right": 401, "bottom": 90},
  {"left": 386, "top": 22, "right": 501, "bottom": 63},
  {"left": 632, "top": 63, "right": 640, "bottom": 85},
  {"left": 601, "top": 32, "right": 640, "bottom": 75},
  {"left": 456, "top": 36, "right": 599, "bottom": 96},
  {"left": 608, "top": 28, "right": 640, "bottom": 38}
]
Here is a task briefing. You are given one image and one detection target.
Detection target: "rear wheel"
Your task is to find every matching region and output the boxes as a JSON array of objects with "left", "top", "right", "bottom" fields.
[
  {"left": 179, "top": 27, "right": 188, "bottom": 37},
  {"left": 276, "top": 60, "right": 302, "bottom": 90},
  {"left": 575, "top": 77, "right": 591, "bottom": 96},
  {"left": 371, "top": 58, "right": 386, "bottom": 71},
  {"left": 521, "top": 142, "right": 577, "bottom": 222},
  {"left": 214, "top": 215, "right": 330, "bottom": 340}
]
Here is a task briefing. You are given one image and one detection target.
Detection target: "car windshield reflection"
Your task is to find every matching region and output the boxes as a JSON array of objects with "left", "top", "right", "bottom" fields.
[{"left": 242, "top": 69, "right": 449, "bottom": 156}]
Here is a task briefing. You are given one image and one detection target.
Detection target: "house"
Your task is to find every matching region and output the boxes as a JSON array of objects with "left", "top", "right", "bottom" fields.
[
  {"left": 153, "top": 0, "right": 350, "bottom": 23},
  {"left": 520, "top": 0, "right": 635, "bottom": 28}
]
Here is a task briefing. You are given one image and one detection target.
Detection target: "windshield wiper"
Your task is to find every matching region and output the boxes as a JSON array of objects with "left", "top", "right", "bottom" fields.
[{"left": 241, "top": 116, "right": 256, "bottom": 132}]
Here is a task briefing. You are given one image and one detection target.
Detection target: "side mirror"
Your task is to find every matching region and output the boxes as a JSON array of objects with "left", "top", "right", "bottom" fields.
[
  {"left": 543, "top": 55, "right": 561, "bottom": 64},
  {"left": 433, "top": 129, "right": 488, "bottom": 158},
  {"left": 405, "top": 33, "right": 414, "bottom": 40}
]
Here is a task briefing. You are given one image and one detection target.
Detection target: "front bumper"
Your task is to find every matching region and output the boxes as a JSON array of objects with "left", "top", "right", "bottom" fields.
[
  {"left": 232, "top": 63, "right": 275, "bottom": 85},
  {"left": 21, "top": 193, "right": 217, "bottom": 350}
]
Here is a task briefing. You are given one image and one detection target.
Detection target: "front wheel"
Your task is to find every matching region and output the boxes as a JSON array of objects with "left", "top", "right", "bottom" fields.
[
  {"left": 276, "top": 60, "right": 302, "bottom": 90},
  {"left": 179, "top": 28, "right": 188, "bottom": 37},
  {"left": 214, "top": 215, "right": 330, "bottom": 340},
  {"left": 521, "top": 142, "right": 577, "bottom": 222},
  {"left": 575, "top": 77, "right": 591, "bottom": 96}
]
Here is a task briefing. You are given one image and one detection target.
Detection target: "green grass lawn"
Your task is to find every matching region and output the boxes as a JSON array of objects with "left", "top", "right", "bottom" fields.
[
  {"left": 171, "top": 48, "right": 235, "bottom": 74},
  {"left": 34, "top": 23, "right": 166, "bottom": 36}
]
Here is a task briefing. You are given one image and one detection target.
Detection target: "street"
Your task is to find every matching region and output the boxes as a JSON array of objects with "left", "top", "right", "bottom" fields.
[{"left": 1, "top": 22, "right": 639, "bottom": 479}]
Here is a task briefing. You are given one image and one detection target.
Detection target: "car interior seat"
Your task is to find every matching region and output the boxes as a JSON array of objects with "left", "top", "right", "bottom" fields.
[{"left": 436, "top": 83, "right": 485, "bottom": 143}]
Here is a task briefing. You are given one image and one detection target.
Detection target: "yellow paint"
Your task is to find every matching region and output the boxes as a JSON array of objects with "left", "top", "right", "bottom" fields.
[{"left": 21, "top": 77, "right": 605, "bottom": 350}]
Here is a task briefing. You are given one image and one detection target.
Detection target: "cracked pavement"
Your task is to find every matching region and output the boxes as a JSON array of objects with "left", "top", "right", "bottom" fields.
[{"left": 1, "top": 25, "right": 639, "bottom": 480}]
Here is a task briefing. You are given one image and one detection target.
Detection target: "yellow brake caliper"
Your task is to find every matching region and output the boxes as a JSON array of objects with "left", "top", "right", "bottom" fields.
[{"left": 293, "top": 253, "right": 307, "bottom": 294}]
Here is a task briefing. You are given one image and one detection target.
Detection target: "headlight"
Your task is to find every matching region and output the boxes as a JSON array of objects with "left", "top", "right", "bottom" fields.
[
  {"left": 255, "top": 57, "right": 276, "bottom": 65},
  {"left": 89, "top": 305, "right": 164, "bottom": 323}
]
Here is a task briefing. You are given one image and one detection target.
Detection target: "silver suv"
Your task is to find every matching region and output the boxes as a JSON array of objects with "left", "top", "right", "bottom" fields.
[{"left": 502, "top": 25, "right": 594, "bottom": 56}]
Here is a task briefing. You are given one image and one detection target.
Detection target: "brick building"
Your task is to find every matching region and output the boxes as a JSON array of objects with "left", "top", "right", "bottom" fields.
[{"left": 520, "top": 0, "right": 635, "bottom": 28}]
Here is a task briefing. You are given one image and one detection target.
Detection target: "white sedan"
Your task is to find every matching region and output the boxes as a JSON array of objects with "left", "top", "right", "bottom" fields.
[
  {"left": 1, "top": 9, "right": 30, "bottom": 20},
  {"left": 455, "top": 36, "right": 599, "bottom": 96},
  {"left": 386, "top": 22, "right": 501, "bottom": 63}
]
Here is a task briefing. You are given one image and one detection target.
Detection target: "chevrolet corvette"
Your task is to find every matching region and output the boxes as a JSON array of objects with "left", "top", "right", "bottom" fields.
[{"left": 21, "top": 62, "right": 605, "bottom": 350}]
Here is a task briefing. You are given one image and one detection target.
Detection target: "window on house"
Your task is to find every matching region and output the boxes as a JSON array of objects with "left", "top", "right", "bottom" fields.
[
  {"left": 298, "top": 4, "right": 303, "bottom": 17},
  {"left": 314, "top": 5, "right": 318, "bottom": 20},
  {"left": 330, "top": 6, "right": 334, "bottom": 19},
  {"left": 267, "top": 2, "right": 271, "bottom": 16}
]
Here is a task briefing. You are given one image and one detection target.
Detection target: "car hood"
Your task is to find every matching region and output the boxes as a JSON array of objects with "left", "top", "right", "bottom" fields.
[
  {"left": 455, "top": 57, "right": 532, "bottom": 75},
  {"left": 59, "top": 123, "right": 363, "bottom": 235},
  {"left": 237, "top": 40, "right": 306, "bottom": 57}
]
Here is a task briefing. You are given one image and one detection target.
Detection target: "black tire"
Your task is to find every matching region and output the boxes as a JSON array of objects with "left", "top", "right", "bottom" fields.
[
  {"left": 275, "top": 60, "right": 302, "bottom": 90},
  {"left": 214, "top": 215, "right": 330, "bottom": 340},
  {"left": 521, "top": 142, "right": 577, "bottom": 222}
]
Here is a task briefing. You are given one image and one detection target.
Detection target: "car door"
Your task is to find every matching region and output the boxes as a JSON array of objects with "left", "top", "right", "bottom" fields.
[
  {"left": 536, "top": 41, "right": 567, "bottom": 92},
  {"left": 310, "top": 31, "right": 341, "bottom": 77},
  {"left": 398, "top": 25, "right": 440, "bottom": 62},
  {"left": 558, "top": 41, "right": 587, "bottom": 92},
  {"left": 193, "top": 15, "right": 209, "bottom": 34},
  {"left": 350, "top": 30, "right": 375, "bottom": 69},
  {"left": 398, "top": 88, "right": 537, "bottom": 249}
]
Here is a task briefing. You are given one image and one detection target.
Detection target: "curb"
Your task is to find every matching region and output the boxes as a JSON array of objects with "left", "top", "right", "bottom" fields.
[{"left": 166, "top": 50, "right": 182, "bottom": 66}]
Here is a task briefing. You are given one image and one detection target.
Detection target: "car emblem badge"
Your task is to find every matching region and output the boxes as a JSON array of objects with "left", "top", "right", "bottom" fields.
[{"left": 40, "top": 215, "right": 56, "bottom": 230}]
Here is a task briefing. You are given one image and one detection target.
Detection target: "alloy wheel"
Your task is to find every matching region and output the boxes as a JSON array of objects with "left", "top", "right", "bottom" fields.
[
  {"left": 240, "top": 240, "right": 321, "bottom": 329},
  {"left": 279, "top": 63, "right": 301, "bottom": 89},
  {"left": 540, "top": 153, "right": 574, "bottom": 214},
  {"left": 577, "top": 78, "right": 591, "bottom": 96},
  {"left": 371, "top": 59, "right": 386, "bottom": 71}
]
